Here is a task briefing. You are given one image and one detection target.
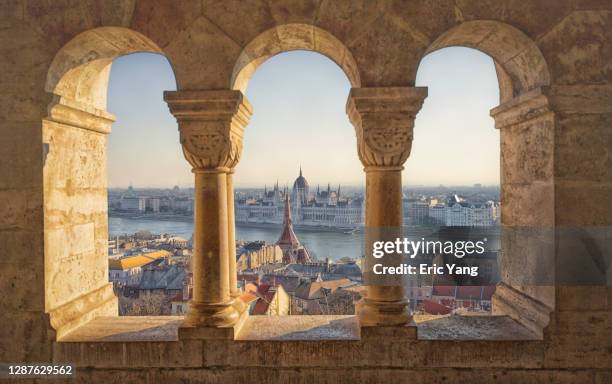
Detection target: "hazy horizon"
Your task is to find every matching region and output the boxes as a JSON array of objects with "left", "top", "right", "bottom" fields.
[
  {"left": 107, "top": 48, "right": 500, "bottom": 188},
  {"left": 109, "top": 182, "right": 501, "bottom": 190}
]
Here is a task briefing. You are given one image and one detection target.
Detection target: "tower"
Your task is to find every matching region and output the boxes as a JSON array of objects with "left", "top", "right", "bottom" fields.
[{"left": 276, "top": 193, "right": 311, "bottom": 264}]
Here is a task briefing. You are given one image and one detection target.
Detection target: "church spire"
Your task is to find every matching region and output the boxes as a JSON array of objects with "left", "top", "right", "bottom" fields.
[{"left": 276, "top": 193, "right": 301, "bottom": 263}]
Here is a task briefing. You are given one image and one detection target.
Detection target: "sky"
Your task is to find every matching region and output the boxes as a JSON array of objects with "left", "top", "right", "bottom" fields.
[{"left": 107, "top": 47, "right": 500, "bottom": 188}]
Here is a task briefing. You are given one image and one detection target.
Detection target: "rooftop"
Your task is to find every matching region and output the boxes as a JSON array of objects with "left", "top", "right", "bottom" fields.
[{"left": 109, "top": 250, "right": 171, "bottom": 270}]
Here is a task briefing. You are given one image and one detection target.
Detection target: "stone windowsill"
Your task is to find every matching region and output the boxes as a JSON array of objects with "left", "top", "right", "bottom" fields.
[{"left": 59, "top": 314, "right": 539, "bottom": 342}]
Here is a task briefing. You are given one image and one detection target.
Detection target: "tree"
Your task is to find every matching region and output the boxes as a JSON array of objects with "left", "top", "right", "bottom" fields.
[{"left": 119, "top": 292, "right": 170, "bottom": 315}]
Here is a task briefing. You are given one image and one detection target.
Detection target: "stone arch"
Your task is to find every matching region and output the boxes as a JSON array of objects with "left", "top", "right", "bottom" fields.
[
  {"left": 43, "top": 27, "right": 177, "bottom": 339},
  {"left": 424, "top": 20, "right": 550, "bottom": 101},
  {"left": 230, "top": 23, "right": 361, "bottom": 93},
  {"left": 416, "top": 21, "right": 555, "bottom": 336},
  {"left": 46, "top": 26, "right": 175, "bottom": 111}
]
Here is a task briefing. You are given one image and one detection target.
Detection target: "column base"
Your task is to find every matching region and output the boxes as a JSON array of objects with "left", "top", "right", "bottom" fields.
[
  {"left": 183, "top": 301, "right": 240, "bottom": 328},
  {"left": 360, "top": 321, "right": 417, "bottom": 340},
  {"left": 179, "top": 306, "right": 248, "bottom": 340},
  {"left": 356, "top": 297, "right": 413, "bottom": 327},
  {"left": 231, "top": 294, "right": 247, "bottom": 314}
]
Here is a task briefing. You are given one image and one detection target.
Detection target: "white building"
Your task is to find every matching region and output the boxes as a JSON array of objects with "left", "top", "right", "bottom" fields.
[
  {"left": 427, "top": 195, "right": 496, "bottom": 227},
  {"left": 403, "top": 198, "right": 429, "bottom": 225},
  {"left": 120, "top": 196, "right": 146, "bottom": 212}
]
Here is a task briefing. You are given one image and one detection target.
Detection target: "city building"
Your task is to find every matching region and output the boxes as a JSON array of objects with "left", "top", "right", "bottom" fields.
[
  {"left": 403, "top": 197, "right": 430, "bottom": 225},
  {"left": 236, "top": 241, "right": 283, "bottom": 272},
  {"left": 247, "top": 284, "right": 291, "bottom": 316},
  {"left": 119, "top": 196, "right": 146, "bottom": 212},
  {"left": 426, "top": 194, "right": 497, "bottom": 227},
  {"left": 293, "top": 278, "right": 360, "bottom": 315},
  {"left": 170, "top": 274, "right": 193, "bottom": 315},
  {"left": 138, "top": 264, "right": 185, "bottom": 297},
  {"left": 236, "top": 169, "right": 364, "bottom": 228},
  {"left": 108, "top": 250, "right": 171, "bottom": 287},
  {"left": 5, "top": 3, "right": 607, "bottom": 382}
]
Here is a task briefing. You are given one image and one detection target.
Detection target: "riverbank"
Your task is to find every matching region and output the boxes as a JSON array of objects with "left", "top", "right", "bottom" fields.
[{"left": 109, "top": 211, "right": 361, "bottom": 233}]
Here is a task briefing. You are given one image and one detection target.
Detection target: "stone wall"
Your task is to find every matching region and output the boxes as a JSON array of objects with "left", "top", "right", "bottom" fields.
[{"left": 0, "top": 0, "right": 609, "bottom": 381}]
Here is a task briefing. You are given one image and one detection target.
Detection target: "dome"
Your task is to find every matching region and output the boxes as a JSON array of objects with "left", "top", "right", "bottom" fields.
[{"left": 292, "top": 167, "right": 309, "bottom": 190}]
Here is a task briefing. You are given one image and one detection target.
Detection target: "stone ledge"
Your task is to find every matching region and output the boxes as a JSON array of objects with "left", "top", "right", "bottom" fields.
[
  {"left": 415, "top": 314, "right": 539, "bottom": 340},
  {"left": 58, "top": 314, "right": 538, "bottom": 343},
  {"left": 60, "top": 316, "right": 183, "bottom": 342},
  {"left": 236, "top": 315, "right": 360, "bottom": 341}
]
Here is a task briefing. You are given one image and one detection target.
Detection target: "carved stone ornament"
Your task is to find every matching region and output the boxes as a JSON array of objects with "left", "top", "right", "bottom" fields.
[
  {"left": 347, "top": 87, "right": 427, "bottom": 169},
  {"left": 164, "top": 90, "right": 252, "bottom": 171}
]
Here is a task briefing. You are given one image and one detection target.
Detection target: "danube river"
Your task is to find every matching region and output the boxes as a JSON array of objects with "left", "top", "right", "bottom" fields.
[
  {"left": 108, "top": 217, "right": 500, "bottom": 262},
  {"left": 108, "top": 216, "right": 365, "bottom": 261}
]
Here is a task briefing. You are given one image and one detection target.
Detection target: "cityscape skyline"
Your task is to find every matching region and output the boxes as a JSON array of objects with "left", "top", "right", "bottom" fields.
[{"left": 107, "top": 48, "right": 500, "bottom": 188}]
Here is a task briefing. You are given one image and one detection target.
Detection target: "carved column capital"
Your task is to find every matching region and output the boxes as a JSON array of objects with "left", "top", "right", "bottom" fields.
[
  {"left": 346, "top": 87, "right": 427, "bottom": 170},
  {"left": 164, "top": 90, "right": 252, "bottom": 172}
]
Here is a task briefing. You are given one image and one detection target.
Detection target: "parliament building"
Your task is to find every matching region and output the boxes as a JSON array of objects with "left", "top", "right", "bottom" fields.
[{"left": 236, "top": 168, "right": 364, "bottom": 228}]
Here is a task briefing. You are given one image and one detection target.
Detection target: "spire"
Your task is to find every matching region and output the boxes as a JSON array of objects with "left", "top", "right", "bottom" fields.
[
  {"left": 327, "top": 183, "right": 331, "bottom": 193},
  {"left": 277, "top": 193, "right": 300, "bottom": 255},
  {"left": 317, "top": 184, "right": 320, "bottom": 195},
  {"left": 299, "top": 165, "right": 302, "bottom": 177},
  {"left": 283, "top": 193, "right": 292, "bottom": 224},
  {"left": 337, "top": 184, "right": 341, "bottom": 198}
]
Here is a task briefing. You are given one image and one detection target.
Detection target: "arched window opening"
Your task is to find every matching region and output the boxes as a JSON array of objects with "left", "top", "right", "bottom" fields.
[
  {"left": 43, "top": 27, "right": 181, "bottom": 337},
  {"left": 405, "top": 47, "right": 501, "bottom": 320},
  {"left": 407, "top": 21, "right": 555, "bottom": 339},
  {"left": 234, "top": 50, "right": 364, "bottom": 317},
  {"left": 104, "top": 53, "right": 190, "bottom": 317}
]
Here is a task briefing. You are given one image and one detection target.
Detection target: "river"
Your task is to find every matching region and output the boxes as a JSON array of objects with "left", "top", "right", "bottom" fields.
[
  {"left": 108, "top": 217, "right": 500, "bottom": 262},
  {"left": 108, "top": 216, "right": 365, "bottom": 261}
]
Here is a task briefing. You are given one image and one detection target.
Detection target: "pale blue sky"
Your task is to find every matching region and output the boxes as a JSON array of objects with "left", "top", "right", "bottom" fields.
[{"left": 107, "top": 47, "right": 499, "bottom": 188}]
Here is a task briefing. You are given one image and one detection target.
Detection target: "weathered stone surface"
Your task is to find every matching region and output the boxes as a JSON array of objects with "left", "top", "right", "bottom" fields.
[
  {"left": 236, "top": 315, "right": 359, "bottom": 340},
  {"left": 268, "top": 0, "right": 321, "bottom": 25},
  {"left": 347, "top": 15, "right": 428, "bottom": 86},
  {"left": 315, "top": 0, "right": 386, "bottom": 45},
  {"left": 555, "top": 114, "right": 610, "bottom": 183},
  {"left": 131, "top": 0, "right": 200, "bottom": 49},
  {"left": 0, "top": 1, "right": 610, "bottom": 382},
  {"left": 164, "top": 16, "right": 242, "bottom": 89},
  {"left": 415, "top": 314, "right": 538, "bottom": 340},
  {"left": 202, "top": 0, "right": 275, "bottom": 47},
  {"left": 538, "top": 10, "right": 611, "bottom": 85},
  {"left": 385, "top": 0, "right": 459, "bottom": 42},
  {"left": 554, "top": 180, "right": 612, "bottom": 225}
]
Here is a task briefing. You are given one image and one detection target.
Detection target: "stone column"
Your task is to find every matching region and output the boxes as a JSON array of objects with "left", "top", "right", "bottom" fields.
[
  {"left": 165, "top": 90, "right": 252, "bottom": 328},
  {"left": 346, "top": 87, "right": 427, "bottom": 327}
]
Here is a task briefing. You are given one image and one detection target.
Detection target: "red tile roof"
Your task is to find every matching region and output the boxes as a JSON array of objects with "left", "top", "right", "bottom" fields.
[
  {"left": 422, "top": 300, "right": 452, "bottom": 315},
  {"left": 432, "top": 285, "right": 456, "bottom": 297}
]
